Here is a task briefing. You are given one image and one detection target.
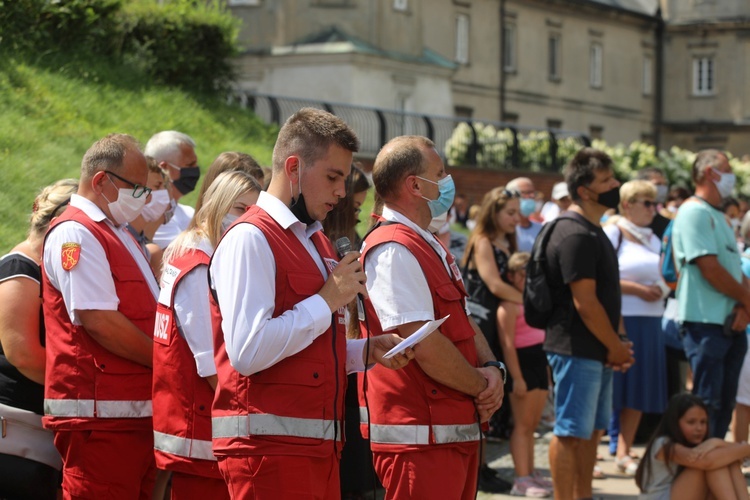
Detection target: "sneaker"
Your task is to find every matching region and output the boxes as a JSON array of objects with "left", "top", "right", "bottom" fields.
[
  {"left": 593, "top": 465, "right": 606, "bottom": 479},
  {"left": 478, "top": 464, "right": 512, "bottom": 494},
  {"left": 532, "top": 470, "right": 553, "bottom": 490},
  {"left": 510, "top": 476, "right": 551, "bottom": 498}
]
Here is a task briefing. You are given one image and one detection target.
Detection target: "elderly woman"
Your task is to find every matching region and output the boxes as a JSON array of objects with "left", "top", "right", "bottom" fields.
[{"left": 604, "top": 180, "right": 669, "bottom": 475}]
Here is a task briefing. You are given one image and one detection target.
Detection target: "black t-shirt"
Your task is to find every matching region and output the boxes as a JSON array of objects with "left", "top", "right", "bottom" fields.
[
  {"left": 0, "top": 252, "right": 45, "bottom": 415},
  {"left": 649, "top": 212, "right": 671, "bottom": 240},
  {"left": 542, "top": 213, "right": 621, "bottom": 363}
]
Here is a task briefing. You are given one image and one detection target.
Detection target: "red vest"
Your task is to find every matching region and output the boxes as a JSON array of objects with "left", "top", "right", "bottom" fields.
[
  {"left": 210, "top": 205, "right": 347, "bottom": 458},
  {"left": 152, "top": 248, "right": 221, "bottom": 478},
  {"left": 41, "top": 206, "right": 155, "bottom": 431},
  {"left": 358, "top": 220, "right": 481, "bottom": 452}
]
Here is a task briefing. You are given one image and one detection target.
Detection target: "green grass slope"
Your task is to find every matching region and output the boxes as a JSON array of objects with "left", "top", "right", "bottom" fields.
[{"left": 0, "top": 53, "right": 276, "bottom": 252}]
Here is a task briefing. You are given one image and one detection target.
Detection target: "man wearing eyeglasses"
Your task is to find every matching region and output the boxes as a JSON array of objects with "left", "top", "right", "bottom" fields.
[
  {"left": 41, "top": 134, "right": 160, "bottom": 499},
  {"left": 145, "top": 130, "right": 201, "bottom": 249}
]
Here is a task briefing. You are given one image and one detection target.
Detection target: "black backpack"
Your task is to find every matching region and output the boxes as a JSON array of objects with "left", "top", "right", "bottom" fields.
[{"left": 523, "top": 214, "right": 586, "bottom": 329}]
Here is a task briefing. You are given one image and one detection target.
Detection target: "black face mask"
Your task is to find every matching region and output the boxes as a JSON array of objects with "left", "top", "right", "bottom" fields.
[
  {"left": 290, "top": 191, "right": 316, "bottom": 225},
  {"left": 173, "top": 166, "right": 201, "bottom": 195},
  {"left": 595, "top": 186, "right": 620, "bottom": 209}
]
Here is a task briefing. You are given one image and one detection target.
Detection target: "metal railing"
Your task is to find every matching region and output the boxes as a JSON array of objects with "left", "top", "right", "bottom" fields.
[{"left": 231, "top": 91, "right": 591, "bottom": 172}]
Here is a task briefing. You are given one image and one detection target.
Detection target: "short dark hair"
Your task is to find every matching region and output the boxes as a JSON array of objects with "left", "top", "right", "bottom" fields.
[
  {"left": 373, "top": 136, "right": 435, "bottom": 201},
  {"left": 272, "top": 108, "right": 359, "bottom": 173},
  {"left": 564, "top": 147, "right": 614, "bottom": 202}
]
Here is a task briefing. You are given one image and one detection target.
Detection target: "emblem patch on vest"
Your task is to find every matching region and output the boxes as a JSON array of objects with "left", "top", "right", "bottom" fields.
[{"left": 61, "top": 242, "right": 81, "bottom": 271}]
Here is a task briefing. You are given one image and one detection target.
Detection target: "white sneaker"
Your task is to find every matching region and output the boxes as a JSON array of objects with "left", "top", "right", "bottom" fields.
[{"left": 510, "top": 476, "right": 551, "bottom": 498}]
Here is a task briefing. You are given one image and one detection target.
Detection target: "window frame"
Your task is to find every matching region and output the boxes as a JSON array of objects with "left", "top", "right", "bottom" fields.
[
  {"left": 455, "top": 13, "right": 470, "bottom": 65},
  {"left": 692, "top": 56, "right": 715, "bottom": 96},
  {"left": 548, "top": 34, "right": 561, "bottom": 81},
  {"left": 589, "top": 42, "right": 603, "bottom": 89},
  {"left": 503, "top": 23, "right": 516, "bottom": 73}
]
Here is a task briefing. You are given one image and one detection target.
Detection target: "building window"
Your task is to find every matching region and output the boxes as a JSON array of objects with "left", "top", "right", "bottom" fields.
[
  {"left": 456, "top": 14, "right": 470, "bottom": 65},
  {"left": 589, "top": 43, "right": 602, "bottom": 88},
  {"left": 643, "top": 56, "right": 653, "bottom": 96},
  {"left": 693, "top": 57, "right": 714, "bottom": 96},
  {"left": 503, "top": 24, "right": 516, "bottom": 73},
  {"left": 547, "top": 119, "right": 562, "bottom": 130},
  {"left": 589, "top": 125, "right": 604, "bottom": 140},
  {"left": 548, "top": 34, "right": 561, "bottom": 81},
  {"left": 393, "top": 0, "right": 408, "bottom": 12},
  {"left": 502, "top": 112, "right": 519, "bottom": 124},
  {"left": 455, "top": 106, "right": 473, "bottom": 119}
]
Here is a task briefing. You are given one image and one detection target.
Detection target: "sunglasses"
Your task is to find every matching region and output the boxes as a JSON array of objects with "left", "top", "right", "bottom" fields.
[
  {"left": 104, "top": 170, "right": 152, "bottom": 199},
  {"left": 633, "top": 199, "right": 656, "bottom": 208},
  {"left": 502, "top": 188, "right": 520, "bottom": 198}
]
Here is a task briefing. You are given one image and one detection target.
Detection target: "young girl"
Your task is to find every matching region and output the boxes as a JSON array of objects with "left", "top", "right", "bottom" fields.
[
  {"left": 636, "top": 393, "right": 750, "bottom": 500},
  {"left": 497, "top": 252, "right": 552, "bottom": 498}
]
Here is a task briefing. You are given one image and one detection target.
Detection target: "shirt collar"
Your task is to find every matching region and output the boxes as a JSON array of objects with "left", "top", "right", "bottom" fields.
[
  {"left": 256, "top": 191, "right": 323, "bottom": 237},
  {"left": 70, "top": 194, "right": 109, "bottom": 224},
  {"left": 381, "top": 206, "right": 444, "bottom": 255}
]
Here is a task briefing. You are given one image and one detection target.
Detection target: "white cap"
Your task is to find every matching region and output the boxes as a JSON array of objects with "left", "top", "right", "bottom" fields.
[{"left": 551, "top": 182, "right": 569, "bottom": 200}]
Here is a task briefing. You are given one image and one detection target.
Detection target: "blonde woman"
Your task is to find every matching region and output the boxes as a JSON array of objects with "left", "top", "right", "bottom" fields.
[
  {"left": 604, "top": 180, "right": 668, "bottom": 475},
  {"left": 0, "top": 179, "right": 77, "bottom": 499},
  {"left": 152, "top": 171, "right": 261, "bottom": 499}
]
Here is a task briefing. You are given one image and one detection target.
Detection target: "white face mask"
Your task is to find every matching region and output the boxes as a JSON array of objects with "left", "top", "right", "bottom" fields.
[
  {"left": 714, "top": 171, "right": 736, "bottom": 199},
  {"left": 163, "top": 198, "right": 177, "bottom": 224},
  {"left": 103, "top": 186, "right": 146, "bottom": 225},
  {"left": 140, "top": 189, "right": 171, "bottom": 222},
  {"left": 221, "top": 213, "right": 239, "bottom": 233},
  {"left": 428, "top": 211, "right": 449, "bottom": 234},
  {"left": 655, "top": 184, "right": 669, "bottom": 204}
]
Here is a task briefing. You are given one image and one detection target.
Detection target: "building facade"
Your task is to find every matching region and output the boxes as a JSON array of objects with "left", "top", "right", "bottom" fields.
[{"left": 226, "top": 0, "right": 750, "bottom": 157}]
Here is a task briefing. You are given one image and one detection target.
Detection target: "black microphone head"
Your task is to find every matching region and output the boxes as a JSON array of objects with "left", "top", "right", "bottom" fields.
[{"left": 335, "top": 236, "right": 352, "bottom": 258}]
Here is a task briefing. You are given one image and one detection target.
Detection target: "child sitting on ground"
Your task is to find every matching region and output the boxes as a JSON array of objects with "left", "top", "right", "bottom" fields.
[{"left": 636, "top": 393, "right": 750, "bottom": 500}]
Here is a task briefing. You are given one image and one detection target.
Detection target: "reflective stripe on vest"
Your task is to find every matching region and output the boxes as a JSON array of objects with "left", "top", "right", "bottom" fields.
[
  {"left": 212, "top": 414, "right": 342, "bottom": 441},
  {"left": 359, "top": 407, "right": 481, "bottom": 445},
  {"left": 44, "top": 399, "right": 152, "bottom": 418},
  {"left": 153, "top": 431, "right": 216, "bottom": 461}
]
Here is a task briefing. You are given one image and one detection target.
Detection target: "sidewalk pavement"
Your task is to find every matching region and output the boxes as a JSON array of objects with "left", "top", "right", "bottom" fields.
[{"left": 480, "top": 431, "right": 750, "bottom": 499}]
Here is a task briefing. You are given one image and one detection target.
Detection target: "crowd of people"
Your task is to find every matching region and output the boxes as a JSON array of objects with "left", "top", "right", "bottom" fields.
[{"left": 2, "top": 107, "right": 750, "bottom": 500}]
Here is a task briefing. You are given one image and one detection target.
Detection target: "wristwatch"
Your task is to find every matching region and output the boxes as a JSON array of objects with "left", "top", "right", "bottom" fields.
[{"left": 483, "top": 361, "right": 507, "bottom": 384}]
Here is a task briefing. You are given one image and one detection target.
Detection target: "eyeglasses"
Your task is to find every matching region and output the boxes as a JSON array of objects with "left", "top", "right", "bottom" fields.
[
  {"left": 502, "top": 188, "right": 520, "bottom": 198},
  {"left": 104, "top": 170, "right": 152, "bottom": 199},
  {"left": 633, "top": 199, "right": 656, "bottom": 208}
]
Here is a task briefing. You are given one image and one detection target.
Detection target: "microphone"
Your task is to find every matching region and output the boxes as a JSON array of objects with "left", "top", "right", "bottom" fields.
[
  {"left": 335, "top": 237, "right": 353, "bottom": 258},
  {"left": 334, "top": 237, "right": 365, "bottom": 321}
]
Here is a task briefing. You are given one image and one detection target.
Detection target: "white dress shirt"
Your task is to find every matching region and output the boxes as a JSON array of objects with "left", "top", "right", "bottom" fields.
[
  {"left": 210, "top": 191, "right": 366, "bottom": 376},
  {"left": 363, "top": 206, "right": 462, "bottom": 332},
  {"left": 152, "top": 203, "right": 194, "bottom": 249},
  {"left": 44, "top": 194, "right": 159, "bottom": 325},
  {"left": 159, "top": 238, "right": 216, "bottom": 377}
]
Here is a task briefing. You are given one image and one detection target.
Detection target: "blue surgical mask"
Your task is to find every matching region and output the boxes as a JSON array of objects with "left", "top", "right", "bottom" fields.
[
  {"left": 417, "top": 174, "right": 456, "bottom": 218},
  {"left": 520, "top": 198, "right": 536, "bottom": 217}
]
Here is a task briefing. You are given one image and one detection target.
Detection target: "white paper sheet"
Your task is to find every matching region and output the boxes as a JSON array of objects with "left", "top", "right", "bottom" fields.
[{"left": 381, "top": 315, "right": 450, "bottom": 359}]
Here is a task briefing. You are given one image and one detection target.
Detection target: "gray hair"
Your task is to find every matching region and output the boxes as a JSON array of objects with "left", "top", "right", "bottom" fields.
[
  {"left": 692, "top": 149, "right": 727, "bottom": 184},
  {"left": 506, "top": 177, "right": 532, "bottom": 192},
  {"left": 144, "top": 130, "right": 196, "bottom": 162}
]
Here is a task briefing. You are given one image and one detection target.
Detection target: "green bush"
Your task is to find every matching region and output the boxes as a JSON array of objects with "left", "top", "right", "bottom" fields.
[
  {"left": 0, "top": 0, "right": 239, "bottom": 94},
  {"left": 120, "top": 1, "right": 239, "bottom": 93}
]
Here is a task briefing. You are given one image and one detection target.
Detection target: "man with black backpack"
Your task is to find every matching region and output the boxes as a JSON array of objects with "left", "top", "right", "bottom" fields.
[{"left": 528, "top": 148, "right": 634, "bottom": 500}]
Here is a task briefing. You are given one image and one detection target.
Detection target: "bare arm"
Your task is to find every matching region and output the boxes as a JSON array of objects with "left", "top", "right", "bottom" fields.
[
  {"left": 76, "top": 309, "right": 153, "bottom": 367},
  {"left": 0, "top": 278, "right": 45, "bottom": 384},
  {"left": 497, "top": 302, "right": 525, "bottom": 395},
  {"left": 569, "top": 278, "right": 632, "bottom": 367},
  {"left": 694, "top": 255, "right": 750, "bottom": 311},
  {"left": 620, "top": 280, "right": 662, "bottom": 302},
  {"left": 660, "top": 439, "right": 750, "bottom": 470},
  {"left": 398, "top": 320, "right": 486, "bottom": 397},
  {"left": 468, "top": 317, "right": 505, "bottom": 421},
  {"left": 473, "top": 238, "right": 522, "bottom": 303}
]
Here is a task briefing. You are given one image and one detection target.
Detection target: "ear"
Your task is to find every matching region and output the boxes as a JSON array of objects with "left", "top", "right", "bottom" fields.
[
  {"left": 405, "top": 175, "right": 421, "bottom": 197},
  {"left": 576, "top": 185, "right": 591, "bottom": 202},
  {"left": 91, "top": 171, "right": 107, "bottom": 195},
  {"left": 284, "top": 156, "right": 301, "bottom": 185}
]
